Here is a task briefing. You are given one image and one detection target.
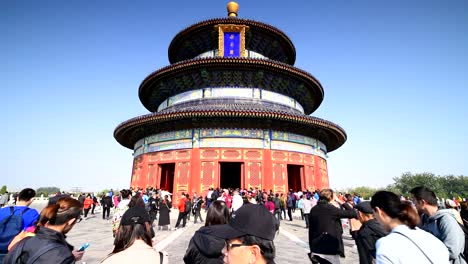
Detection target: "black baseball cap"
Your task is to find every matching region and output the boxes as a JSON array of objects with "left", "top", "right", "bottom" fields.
[
  {"left": 355, "top": 201, "right": 373, "bottom": 214},
  {"left": 120, "top": 207, "right": 150, "bottom": 226},
  {"left": 210, "top": 203, "right": 279, "bottom": 241}
]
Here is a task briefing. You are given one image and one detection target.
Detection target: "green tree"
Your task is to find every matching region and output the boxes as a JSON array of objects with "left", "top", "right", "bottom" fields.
[
  {"left": 36, "top": 187, "right": 60, "bottom": 197},
  {"left": 347, "top": 186, "right": 380, "bottom": 200},
  {"left": 98, "top": 189, "right": 110, "bottom": 198},
  {"left": 391, "top": 172, "right": 468, "bottom": 198},
  {"left": 0, "top": 185, "right": 7, "bottom": 194},
  {"left": 392, "top": 172, "right": 441, "bottom": 197}
]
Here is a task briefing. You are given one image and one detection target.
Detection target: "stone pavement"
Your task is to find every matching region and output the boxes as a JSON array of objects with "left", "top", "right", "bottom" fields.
[{"left": 30, "top": 201, "right": 359, "bottom": 263}]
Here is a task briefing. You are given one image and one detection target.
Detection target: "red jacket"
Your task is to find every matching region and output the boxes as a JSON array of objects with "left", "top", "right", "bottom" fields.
[
  {"left": 178, "top": 197, "right": 186, "bottom": 213},
  {"left": 83, "top": 198, "right": 93, "bottom": 209}
]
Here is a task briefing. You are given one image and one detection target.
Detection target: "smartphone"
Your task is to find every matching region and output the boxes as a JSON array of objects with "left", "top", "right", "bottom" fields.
[{"left": 78, "top": 243, "right": 90, "bottom": 252}]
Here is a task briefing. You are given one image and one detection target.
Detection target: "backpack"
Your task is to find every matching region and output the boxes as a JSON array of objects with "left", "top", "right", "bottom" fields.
[
  {"left": 0, "top": 207, "right": 29, "bottom": 253},
  {"left": 185, "top": 200, "right": 191, "bottom": 214},
  {"left": 6, "top": 237, "right": 62, "bottom": 264}
]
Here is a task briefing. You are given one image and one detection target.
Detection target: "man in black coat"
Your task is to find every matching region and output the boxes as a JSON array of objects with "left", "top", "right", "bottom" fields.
[
  {"left": 100, "top": 194, "right": 113, "bottom": 220},
  {"left": 354, "top": 201, "right": 388, "bottom": 264},
  {"left": 308, "top": 189, "right": 357, "bottom": 263}
]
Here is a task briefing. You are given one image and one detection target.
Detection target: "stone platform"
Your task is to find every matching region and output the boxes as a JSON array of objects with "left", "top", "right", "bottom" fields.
[{"left": 30, "top": 201, "right": 359, "bottom": 263}]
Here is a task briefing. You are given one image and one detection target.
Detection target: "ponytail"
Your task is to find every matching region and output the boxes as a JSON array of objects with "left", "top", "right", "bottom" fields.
[
  {"left": 397, "top": 201, "right": 420, "bottom": 229},
  {"left": 38, "top": 197, "right": 82, "bottom": 226},
  {"left": 38, "top": 204, "right": 60, "bottom": 227},
  {"left": 371, "top": 191, "right": 420, "bottom": 229}
]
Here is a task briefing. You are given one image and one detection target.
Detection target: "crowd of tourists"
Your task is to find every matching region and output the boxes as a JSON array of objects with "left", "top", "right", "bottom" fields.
[{"left": 0, "top": 186, "right": 466, "bottom": 263}]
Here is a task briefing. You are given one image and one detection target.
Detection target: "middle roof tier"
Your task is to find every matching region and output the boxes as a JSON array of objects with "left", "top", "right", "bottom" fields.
[{"left": 139, "top": 57, "right": 324, "bottom": 114}]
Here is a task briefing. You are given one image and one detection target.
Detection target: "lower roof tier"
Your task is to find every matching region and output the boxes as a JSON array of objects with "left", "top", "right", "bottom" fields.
[{"left": 114, "top": 102, "right": 346, "bottom": 152}]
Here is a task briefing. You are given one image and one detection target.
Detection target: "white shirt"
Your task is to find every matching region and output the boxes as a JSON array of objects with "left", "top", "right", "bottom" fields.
[
  {"left": 231, "top": 194, "right": 243, "bottom": 212},
  {"left": 376, "top": 225, "right": 449, "bottom": 264}
]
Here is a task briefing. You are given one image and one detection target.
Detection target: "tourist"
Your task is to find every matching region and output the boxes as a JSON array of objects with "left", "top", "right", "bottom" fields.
[
  {"left": 410, "top": 186, "right": 466, "bottom": 264},
  {"left": 192, "top": 194, "right": 204, "bottom": 224},
  {"left": 113, "top": 193, "right": 120, "bottom": 208},
  {"left": 210, "top": 203, "right": 278, "bottom": 264},
  {"left": 174, "top": 193, "right": 188, "bottom": 229},
  {"left": 91, "top": 193, "right": 99, "bottom": 215},
  {"left": 231, "top": 190, "right": 243, "bottom": 213},
  {"left": 148, "top": 192, "right": 160, "bottom": 225},
  {"left": 112, "top": 189, "right": 131, "bottom": 236},
  {"left": 461, "top": 201, "right": 468, "bottom": 229},
  {"left": 264, "top": 196, "right": 275, "bottom": 214},
  {"left": 341, "top": 193, "right": 361, "bottom": 239},
  {"left": 302, "top": 196, "right": 313, "bottom": 228},
  {"left": 186, "top": 194, "right": 192, "bottom": 221},
  {"left": 183, "top": 200, "right": 230, "bottom": 263},
  {"left": 0, "top": 188, "right": 39, "bottom": 262},
  {"left": 354, "top": 201, "right": 388, "bottom": 264},
  {"left": 101, "top": 193, "right": 113, "bottom": 220},
  {"left": 206, "top": 188, "right": 214, "bottom": 210},
  {"left": 83, "top": 194, "right": 93, "bottom": 218},
  {"left": 286, "top": 190, "right": 295, "bottom": 221},
  {"left": 128, "top": 193, "right": 146, "bottom": 208},
  {"left": 158, "top": 195, "right": 172, "bottom": 230},
  {"left": 101, "top": 207, "right": 168, "bottom": 263},
  {"left": 445, "top": 199, "right": 464, "bottom": 225},
  {"left": 279, "top": 193, "right": 286, "bottom": 220},
  {"left": 222, "top": 189, "right": 232, "bottom": 209},
  {"left": 273, "top": 193, "right": 282, "bottom": 221},
  {"left": 4, "top": 197, "right": 85, "bottom": 263},
  {"left": 0, "top": 192, "right": 9, "bottom": 207},
  {"left": 308, "top": 189, "right": 357, "bottom": 263},
  {"left": 371, "top": 190, "right": 449, "bottom": 263},
  {"left": 297, "top": 194, "right": 304, "bottom": 220}
]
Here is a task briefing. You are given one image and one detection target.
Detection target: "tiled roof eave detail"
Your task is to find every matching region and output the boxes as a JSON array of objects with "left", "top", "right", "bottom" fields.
[
  {"left": 140, "top": 58, "right": 320, "bottom": 92},
  {"left": 114, "top": 110, "right": 346, "bottom": 150},
  {"left": 168, "top": 17, "right": 296, "bottom": 64}
]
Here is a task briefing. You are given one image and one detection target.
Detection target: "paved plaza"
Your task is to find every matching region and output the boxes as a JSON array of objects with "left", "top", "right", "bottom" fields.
[{"left": 30, "top": 201, "right": 359, "bottom": 263}]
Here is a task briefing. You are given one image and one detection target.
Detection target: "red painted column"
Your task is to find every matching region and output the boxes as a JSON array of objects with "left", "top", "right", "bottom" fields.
[
  {"left": 262, "top": 149, "right": 272, "bottom": 191},
  {"left": 314, "top": 156, "right": 322, "bottom": 189},
  {"left": 191, "top": 148, "right": 201, "bottom": 195}
]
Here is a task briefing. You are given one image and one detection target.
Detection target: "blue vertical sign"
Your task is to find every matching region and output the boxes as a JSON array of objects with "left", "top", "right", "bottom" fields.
[{"left": 224, "top": 32, "right": 240, "bottom": 57}]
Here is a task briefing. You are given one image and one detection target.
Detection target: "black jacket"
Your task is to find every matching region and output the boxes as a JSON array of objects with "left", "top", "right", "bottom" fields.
[
  {"left": 355, "top": 218, "right": 388, "bottom": 264},
  {"left": 183, "top": 226, "right": 224, "bottom": 264},
  {"left": 308, "top": 201, "right": 357, "bottom": 256},
  {"left": 101, "top": 196, "right": 113, "bottom": 208},
  {"left": 4, "top": 226, "right": 75, "bottom": 264}
]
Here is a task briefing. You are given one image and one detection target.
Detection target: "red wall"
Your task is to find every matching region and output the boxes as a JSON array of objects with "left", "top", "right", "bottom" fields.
[{"left": 130, "top": 148, "right": 329, "bottom": 198}]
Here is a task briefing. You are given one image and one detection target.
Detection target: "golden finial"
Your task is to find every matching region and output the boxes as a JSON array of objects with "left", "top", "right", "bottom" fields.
[{"left": 227, "top": 1, "right": 239, "bottom": 17}]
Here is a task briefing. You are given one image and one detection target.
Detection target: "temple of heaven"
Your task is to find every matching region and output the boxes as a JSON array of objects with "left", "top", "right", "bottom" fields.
[{"left": 114, "top": 2, "right": 346, "bottom": 196}]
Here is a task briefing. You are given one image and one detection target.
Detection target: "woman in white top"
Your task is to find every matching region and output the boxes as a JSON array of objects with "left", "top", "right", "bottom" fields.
[
  {"left": 370, "top": 191, "right": 449, "bottom": 264},
  {"left": 102, "top": 206, "right": 168, "bottom": 263}
]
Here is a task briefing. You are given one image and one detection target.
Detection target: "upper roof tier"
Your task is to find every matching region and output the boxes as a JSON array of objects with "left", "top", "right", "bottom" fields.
[{"left": 168, "top": 17, "right": 296, "bottom": 65}]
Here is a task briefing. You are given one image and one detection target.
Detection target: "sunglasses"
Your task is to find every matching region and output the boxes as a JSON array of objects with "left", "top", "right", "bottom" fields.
[{"left": 225, "top": 241, "right": 249, "bottom": 251}]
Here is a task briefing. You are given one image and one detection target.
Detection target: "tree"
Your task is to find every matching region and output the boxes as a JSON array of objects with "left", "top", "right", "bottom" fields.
[
  {"left": 391, "top": 172, "right": 468, "bottom": 198},
  {"left": 0, "top": 185, "right": 7, "bottom": 194},
  {"left": 36, "top": 187, "right": 60, "bottom": 197},
  {"left": 346, "top": 186, "right": 380, "bottom": 200}
]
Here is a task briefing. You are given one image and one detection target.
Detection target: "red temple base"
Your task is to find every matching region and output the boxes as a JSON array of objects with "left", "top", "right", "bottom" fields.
[{"left": 130, "top": 148, "right": 329, "bottom": 197}]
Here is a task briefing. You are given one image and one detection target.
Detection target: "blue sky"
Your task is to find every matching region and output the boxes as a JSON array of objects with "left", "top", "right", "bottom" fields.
[{"left": 2, "top": 1, "right": 467, "bottom": 192}]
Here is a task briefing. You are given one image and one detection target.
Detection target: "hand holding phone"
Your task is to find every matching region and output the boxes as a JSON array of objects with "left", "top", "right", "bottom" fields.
[{"left": 78, "top": 243, "right": 90, "bottom": 252}]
